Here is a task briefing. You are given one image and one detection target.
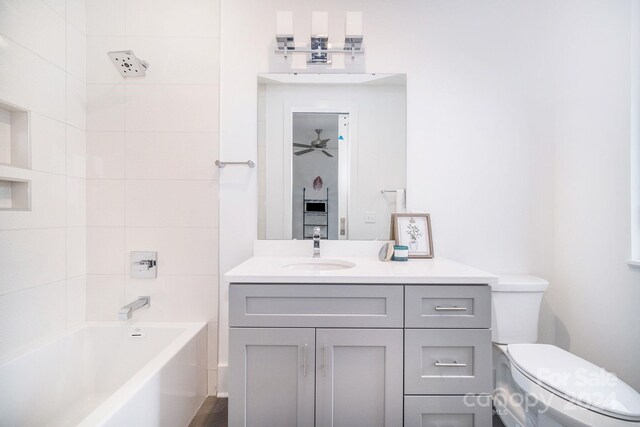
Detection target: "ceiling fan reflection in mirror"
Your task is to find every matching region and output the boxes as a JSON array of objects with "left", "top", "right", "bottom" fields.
[{"left": 293, "top": 129, "right": 334, "bottom": 157}]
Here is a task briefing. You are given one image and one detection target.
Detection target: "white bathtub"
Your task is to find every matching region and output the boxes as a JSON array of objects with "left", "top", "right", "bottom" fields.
[{"left": 0, "top": 322, "right": 207, "bottom": 427}]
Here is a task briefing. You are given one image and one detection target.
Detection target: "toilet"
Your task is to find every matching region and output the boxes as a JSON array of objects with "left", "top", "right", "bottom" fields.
[{"left": 492, "top": 275, "right": 640, "bottom": 426}]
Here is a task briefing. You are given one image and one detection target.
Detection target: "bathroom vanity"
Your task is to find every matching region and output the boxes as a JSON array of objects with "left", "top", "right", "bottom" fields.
[{"left": 226, "top": 242, "right": 497, "bottom": 427}]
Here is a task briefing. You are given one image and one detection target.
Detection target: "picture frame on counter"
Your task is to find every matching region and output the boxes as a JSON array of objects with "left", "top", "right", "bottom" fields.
[{"left": 390, "top": 213, "right": 434, "bottom": 258}]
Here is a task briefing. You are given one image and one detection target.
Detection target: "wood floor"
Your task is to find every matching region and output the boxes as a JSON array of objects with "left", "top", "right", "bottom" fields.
[
  {"left": 188, "top": 396, "right": 507, "bottom": 427},
  {"left": 189, "top": 397, "right": 228, "bottom": 427}
]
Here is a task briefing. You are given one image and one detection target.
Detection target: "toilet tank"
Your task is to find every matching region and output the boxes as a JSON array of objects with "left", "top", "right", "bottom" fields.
[{"left": 491, "top": 275, "right": 549, "bottom": 344}]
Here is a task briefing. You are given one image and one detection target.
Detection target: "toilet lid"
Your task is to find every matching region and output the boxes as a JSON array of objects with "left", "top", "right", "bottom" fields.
[{"left": 508, "top": 344, "right": 640, "bottom": 422}]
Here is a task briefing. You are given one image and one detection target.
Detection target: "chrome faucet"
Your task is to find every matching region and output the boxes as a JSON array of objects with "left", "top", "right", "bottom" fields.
[
  {"left": 313, "top": 227, "right": 321, "bottom": 258},
  {"left": 119, "top": 296, "right": 150, "bottom": 321}
]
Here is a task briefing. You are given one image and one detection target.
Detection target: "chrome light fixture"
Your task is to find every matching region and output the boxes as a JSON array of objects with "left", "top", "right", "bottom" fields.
[
  {"left": 309, "top": 12, "right": 330, "bottom": 64},
  {"left": 276, "top": 11, "right": 295, "bottom": 51},
  {"left": 274, "top": 11, "right": 364, "bottom": 63},
  {"left": 344, "top": 12, "right": 363, "bottom": 51}
]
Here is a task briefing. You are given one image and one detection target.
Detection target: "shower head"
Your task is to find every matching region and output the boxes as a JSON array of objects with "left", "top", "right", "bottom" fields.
[{"left": 107, "top": 50, "right": 149, "bottom": 77}]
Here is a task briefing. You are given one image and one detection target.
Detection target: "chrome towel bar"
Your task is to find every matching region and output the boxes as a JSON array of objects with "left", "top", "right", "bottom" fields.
[{"left": 215, "top": 160, "right": 256, "bottom": 168}]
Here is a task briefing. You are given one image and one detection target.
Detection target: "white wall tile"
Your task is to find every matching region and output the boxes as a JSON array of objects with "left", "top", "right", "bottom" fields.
[
  {"left": 30, "top": 113, "right": 66, "bottom": 175},
  {"left": 66, "top": 125, "right": 86, "bottom": 178},
  {"left": 0, "top": 0, "right": 66, "bottom": 68},
  {"left": 66, "top": 227, "right": 87, "bottom": 278},
  {"left": 126, "top": 37, "right": 220, "bottom": 85},
  {"left": 87, "top": 227, "right": 125, "bottom": 274},
  {"left": 0, "top": 39, "right": 66, "bottom": 121},
  {"left": 207, "top": 370, "right": 217, "bottom": 396},
  {"left": 66, "top": 24, "right": 87, "bottom": 81},
  {"left": 43, "top": 0, "right": 66, "bottom": 17},
  {"left": 125, "top": 0, "right": 220, "bottom": 37},
  {"left": 86, "top": 179, "right": 124, "bottom": 226},
  {"left": 87, "top": 131, "right": 125, "bottom": 178},
  {"left": 66, "top": 74, "right": 87, "bottom": 130},
  {"left": 125, "top": 85, "right": 219, "bottom": 132},
  {"left": 86, "top": 0, "right": 125, "bottom": 36},
  {"left": 66, "top": 176, "right": 86, "bottom": 227},
  {"left": 0, "top": 280, "right": 67, "bottom": 360},
  {"left": 86, "top": 84, "right": 126, "bottom": 131},
  {"left": 125, "top": 227, "right": 218, "bottom": 275},
  {"left": 124, "top": 180, "right": 218, "bottom": 227},
  {"left": 66, "top": 0, "right": 86, "bottom": 33},
  {"left": 0, "top": 228, "right": 66, "bottom": 296},
  {"left": 86, "top": 36, "right": 127, "bottom": 84},
  {"left": 66, "top": 275, "right": 86, "bottom": 327},
  {"left": 86, "top": 275, "right": 125, "bottom": 321},
  {"left": 124, "top": 275, "right": 217, "bottom": 322},
  {"left": 124, "top": 132, "right": 218, "bottom": 180}
]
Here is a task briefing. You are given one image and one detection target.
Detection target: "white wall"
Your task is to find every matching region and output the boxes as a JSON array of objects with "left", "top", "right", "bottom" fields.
[
  {"left": 544, "top": 0, "right": 640, "bottom": 390},
  {"left": 219, "top": 0, "right": 558, "bottom": 393},
  {"left": 84, "top": 0, "right": 220, "bottom": 395},
  {"left": 0, "top": 0, "right": 87, "bottom": 359}
]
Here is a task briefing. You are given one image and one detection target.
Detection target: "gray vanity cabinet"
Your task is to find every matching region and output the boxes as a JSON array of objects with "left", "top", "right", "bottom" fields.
[
  {"left": 229, "top": 282, "right": 492, "bottom": 427},
  {"left": 315, "top": 329, "right": 403, "bottom": 427},
  {"left": 229, "top": 328, "right": 315, "bottom": 427}
]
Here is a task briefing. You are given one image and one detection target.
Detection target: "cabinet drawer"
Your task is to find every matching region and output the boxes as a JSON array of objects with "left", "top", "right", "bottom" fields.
[
  {"left": 405, "top": 329, "right": 492, "bottom": 394},
  {"left": 230, "top": 284, "right": 403, "bottom": 328},
  {"left": 405, "top": 285, "right": 490, "bottom": 328},
  {"left": 404, "top": 396, "right": 492, "bottom": 427}
]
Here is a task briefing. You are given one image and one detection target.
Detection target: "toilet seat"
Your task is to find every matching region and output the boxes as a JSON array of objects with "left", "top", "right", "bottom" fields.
[{"left": 507, "top": 344, "right": 640, "bottom": 422}]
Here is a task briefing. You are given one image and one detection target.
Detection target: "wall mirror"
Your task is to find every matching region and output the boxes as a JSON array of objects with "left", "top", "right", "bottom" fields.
[{"left": 257, "top": 73, "right": 406, "bottom": 241}]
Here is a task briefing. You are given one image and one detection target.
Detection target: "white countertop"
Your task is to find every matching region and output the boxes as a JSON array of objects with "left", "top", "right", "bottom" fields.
[{"left": 224, "top": 255, "right": 497, "bottom": 285}]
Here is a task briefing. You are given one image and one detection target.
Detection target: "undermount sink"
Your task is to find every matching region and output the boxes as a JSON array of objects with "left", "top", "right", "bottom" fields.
[{"left": 283, "top": 259, "right": 356, "bottom": 271}]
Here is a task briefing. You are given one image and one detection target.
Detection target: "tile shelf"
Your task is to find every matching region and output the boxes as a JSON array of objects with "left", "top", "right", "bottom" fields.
[{"left": 0, "top": 100, "right": 31, "bottom": 211}]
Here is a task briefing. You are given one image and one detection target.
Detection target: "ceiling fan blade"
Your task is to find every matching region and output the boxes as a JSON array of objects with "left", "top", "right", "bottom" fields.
[
  {"left": 294, "top": 149, "right": 314, "bottom": 156},
  {"left": 321, "top": 150, "right": 334, "bottom": 157},
  {"left": 293, "top": 143, "right": 313, "bottom": 148},
  {"left": 320, "top": 138, "right": 331, "bottom": 144}
]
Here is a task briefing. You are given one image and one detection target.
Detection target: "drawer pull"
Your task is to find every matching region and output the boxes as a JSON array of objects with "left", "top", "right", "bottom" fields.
[
  {"left": 434, "top": 360, "right": 467, "bottom": 368},
  {"left": 434, "top": 305, "right": 467, "bottom": 311}
]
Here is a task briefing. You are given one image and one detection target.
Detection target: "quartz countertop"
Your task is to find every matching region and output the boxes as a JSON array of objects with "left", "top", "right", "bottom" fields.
[{"left": 224, "top": 255, "right": 497, "bottom": 285}]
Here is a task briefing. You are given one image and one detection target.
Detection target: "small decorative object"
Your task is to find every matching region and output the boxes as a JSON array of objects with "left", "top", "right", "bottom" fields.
[
  {"left": 378, "top": 242, "right": 394, "bottom": 262},
  {"left": 313, "top": 176, "right": 324, "bottom": 191},
  {"left": 390, "top": 213, "right": 434, "bottom": 258},
  {"left": 392, "top": 245, "right": 409, "bottom": 261}
]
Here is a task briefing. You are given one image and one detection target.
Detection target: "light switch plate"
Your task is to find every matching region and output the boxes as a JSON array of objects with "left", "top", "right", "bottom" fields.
[
  {"left": 365, "top": 212, "right": 377, "bottom": 223},
  {"left": 130, "top": 251, "right": 157, "bottom": 279}
]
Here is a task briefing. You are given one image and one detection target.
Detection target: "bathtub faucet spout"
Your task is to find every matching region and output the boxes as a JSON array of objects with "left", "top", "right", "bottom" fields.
[{"left": 119, "top": 296, "right": 150, "bottom": 321}]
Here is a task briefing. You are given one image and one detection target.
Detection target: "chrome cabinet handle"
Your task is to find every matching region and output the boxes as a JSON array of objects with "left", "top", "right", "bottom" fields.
[
  {"left": 435, "top": 306, "right": 467, "bottom": 311},
  {"left": 322, "top": 344, "right": 328, "bottom": 376},
  {"left": 434, "top": 360, "right": 467, "bottom": 367},
  {"left": 303, "top": 344, "right": 308, "bottom": 377}
]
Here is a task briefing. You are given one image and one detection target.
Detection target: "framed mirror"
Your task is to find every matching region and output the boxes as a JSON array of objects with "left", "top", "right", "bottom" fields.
[{"left": 257, "top": 73, "right": 406, "bottom": 240}]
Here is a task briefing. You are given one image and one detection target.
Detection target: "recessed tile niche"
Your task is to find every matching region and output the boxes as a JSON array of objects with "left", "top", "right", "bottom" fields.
[{"left": 0, "top": 100, "right": 31, "bottom": 210}]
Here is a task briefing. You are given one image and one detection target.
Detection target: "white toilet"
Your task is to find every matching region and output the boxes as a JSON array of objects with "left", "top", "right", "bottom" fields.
[{"left": 492, "top": 275, "right": 640, "bottom": 426}]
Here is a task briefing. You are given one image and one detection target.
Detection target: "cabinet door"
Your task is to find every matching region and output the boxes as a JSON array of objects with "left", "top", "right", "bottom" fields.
[
  {"left": 229, "top": 328, "right": 315, "bottom": 427},
  {"left": 315, "top": 329, "right": 403, "bottom": 427}
]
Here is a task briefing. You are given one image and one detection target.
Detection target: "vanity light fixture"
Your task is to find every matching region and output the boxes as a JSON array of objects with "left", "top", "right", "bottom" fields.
[{"left": 274, "top": 11, "right": 365, "bottom": 63}]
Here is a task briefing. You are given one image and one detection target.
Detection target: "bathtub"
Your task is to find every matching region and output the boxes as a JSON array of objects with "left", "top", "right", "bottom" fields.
[{"left": 0, "top": 322, "right": 207, "bottom": 427}]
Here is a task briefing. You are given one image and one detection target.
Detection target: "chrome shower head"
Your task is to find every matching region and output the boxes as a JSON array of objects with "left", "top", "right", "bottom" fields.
[{"left": 107, "top": 50, "right": 149, "bottom": 77}]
